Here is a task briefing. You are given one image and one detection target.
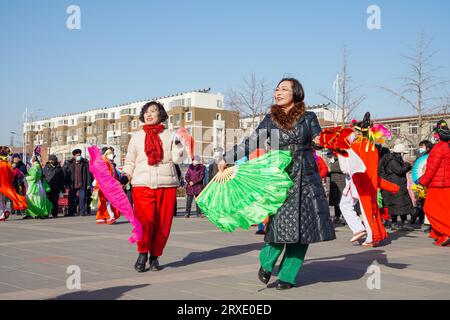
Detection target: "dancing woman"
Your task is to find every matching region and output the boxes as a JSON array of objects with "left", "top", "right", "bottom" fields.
[
  {"left": 122, "top": 101, "right": 186, "bottom": 272},
  {"left": 219, "top": 78, "right": 336, "bottom": 290}
]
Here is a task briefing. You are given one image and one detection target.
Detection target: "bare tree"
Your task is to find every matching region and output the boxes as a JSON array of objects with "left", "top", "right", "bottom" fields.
[
  {"left": 226, "top": 72, "right": 269, "bottom": 130},
  {"left": 378, "top": 33, "right": 449, "bottom": 144},
  {"left": 319, "top": 46, "right": 366, "bottom": 126}
]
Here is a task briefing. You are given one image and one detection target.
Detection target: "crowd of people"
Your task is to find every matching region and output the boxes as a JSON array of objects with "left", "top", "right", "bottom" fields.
[{"left": 1, "top": 78, "right": 449, "bottom": 291}]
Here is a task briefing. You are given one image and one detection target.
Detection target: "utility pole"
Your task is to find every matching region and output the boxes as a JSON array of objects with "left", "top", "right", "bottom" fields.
[{"left": 23, "top": 108, "right": 28, "bottom": 163}]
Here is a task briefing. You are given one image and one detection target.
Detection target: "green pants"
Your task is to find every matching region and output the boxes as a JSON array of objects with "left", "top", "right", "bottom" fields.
[{"left": 259, "top": 242, "right": 309, "bottom": 285}]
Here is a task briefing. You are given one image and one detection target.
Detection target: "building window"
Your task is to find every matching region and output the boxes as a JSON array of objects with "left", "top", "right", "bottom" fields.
[
  {"left": 215, "top": 113, "right": 221, "bottom": 121},
  {"left": 87, "top": 127, "right": 92, "bottom": 135},
  {"left": 131, "top": 120, "right": 138, "bottom": 129},
  {"left": 174, "top": 114, "right": 181, "bottom": 125},
  {"left": 408, "top": 144, "right": 415, "bottom": 157},
  {"left": 391, "top": 124, "right": 400, "bottom": 135},
  {"left": 186, "top": 112, "right": 192, "bottom": 122},
  {"left": 409, "top": 122, "right": 418, "bottom": 135},
  {"left": 187, "top": 98, "right": 192, "bottom": 107},
  {"left": 71, "top": 119, "right": 75, "bottom": 126},
  {"left": 217, "top": 100, "right": 223, "bottom": 108}
]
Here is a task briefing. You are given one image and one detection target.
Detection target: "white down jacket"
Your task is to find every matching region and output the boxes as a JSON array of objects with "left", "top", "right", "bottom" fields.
[{"left": 122, "top": 128, "right": 186, "bottom": 189}]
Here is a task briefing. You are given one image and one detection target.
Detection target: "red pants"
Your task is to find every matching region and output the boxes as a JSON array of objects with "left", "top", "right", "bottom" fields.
[
  {"left": 424, "top": 187, "right": 450, "bottom": 244},
  {"left": 132, "top": 186, "right": 177, "bottom": 256}
]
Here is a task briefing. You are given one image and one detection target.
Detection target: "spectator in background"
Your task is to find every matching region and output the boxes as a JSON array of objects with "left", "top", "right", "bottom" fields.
[
  {"left": 43, "top": 155, "right": 65, "bottom": 218},
  {"left": 184, "top": 156, "right": 206, "bottom": 218},
  {"left": 326, "top": 150, "right": 346, "bottom": 225},
  {"left": 381, "top": 143, "right": 415, "bottom": 231},
  {"left": 63, "top": 149, "right": 92, "bottom": 217},
  {"left": 173, "top": 164, "right": 182, "bottom": 217},
  {"left": 12, "top": 154, "right": 27, "bottom": 198},
  {"left": 207, "top": 148, "right": 224, "bottom": 183},
  {"left": 411, "top": 140, "right": 434, "bottom": 226}
]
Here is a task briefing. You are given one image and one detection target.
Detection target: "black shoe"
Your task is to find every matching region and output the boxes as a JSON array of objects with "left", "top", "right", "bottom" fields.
[
  {"left": 149, "top": 256, "right": 162, "bottom": 271},
  {"left": 255, "top": 230, "right": 265, "bottom": 235},
  {"left": 22, "top": 215, "right": 31, "bottom": 220},
  {"left": 258, "top": 267, "right": 271, "bottom": 284},
  {"left": 400, "top": 222, "right": 415, "bottom": 231},
  {"left": 423, "top": 226, "right": 431, "bottom": 233},
  {"left": 275, "top": 280, "right": 294, "bottom": 290},
  {"left": 134, "top": 253, "right": 148, "bottom": 272},
  {"left": 196, "top": 213, "right": 204, "bottom": 218},
  {"left": 184, "top": 213, "right": 190, "bottom": 218}
]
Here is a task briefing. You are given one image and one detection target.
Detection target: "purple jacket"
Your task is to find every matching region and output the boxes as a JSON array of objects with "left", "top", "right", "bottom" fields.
[{"left": 185, "top": 164, "right": 205, "bottom": 196}]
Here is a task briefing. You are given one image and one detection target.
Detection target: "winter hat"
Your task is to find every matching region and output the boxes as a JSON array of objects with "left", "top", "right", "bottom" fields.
[
  {"left": 434, "top": 120, "right": 450, "bottom": 142},
  {"left": 392, "top": 143, "right": 408, "bottom": 154},
  {"left": 72, "top": 149, "right": 82, "bottom": 156}
]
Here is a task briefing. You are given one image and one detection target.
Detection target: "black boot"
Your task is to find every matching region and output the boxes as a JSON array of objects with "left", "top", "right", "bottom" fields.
[
  {"left": 258, "top": 267, "right": 271, "bottom": 284},
  {"left": 275, "top": 280, "right": 294, "bottom": 290},
  {"left": 149, "top": 255, "right": 162, "bottom": 271},
  {"left": 134, "top": 253, "right": 148, "bottom": 272}
]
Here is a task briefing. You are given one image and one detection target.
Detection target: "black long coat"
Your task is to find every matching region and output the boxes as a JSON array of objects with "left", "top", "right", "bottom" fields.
[
  {"left": 380, "top": 153, "right": 413, "bottom": 216},
  {"left": 225, "top": 111, "right": 336, "bottom": 244},
  {"left": 43, "top": 163, "right": 65, "bottom": 194},
  {"left": 327, "top": 158, "right": 345, "bottom": 206}
]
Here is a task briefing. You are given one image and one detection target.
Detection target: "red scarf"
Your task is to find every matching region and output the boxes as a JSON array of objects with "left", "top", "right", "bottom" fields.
[{"left": 143, "top": 124, "right": 165, "bottom": 166}]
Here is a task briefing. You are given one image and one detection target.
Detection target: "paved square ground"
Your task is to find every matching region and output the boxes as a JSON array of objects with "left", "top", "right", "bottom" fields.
[{"left": 0, "top": 201, "right": 449, "bottom": 300}]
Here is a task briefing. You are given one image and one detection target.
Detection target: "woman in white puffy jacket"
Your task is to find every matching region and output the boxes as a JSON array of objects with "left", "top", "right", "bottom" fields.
[{"left": 122, "top": 101, "right": 186, "bottom": 272}]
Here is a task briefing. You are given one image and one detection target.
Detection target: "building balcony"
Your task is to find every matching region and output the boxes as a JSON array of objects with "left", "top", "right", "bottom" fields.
[
  {"left": 107, "top": 130, "right": 122, "bottom": 138},
  {"left": 66, "top": 136, "right": 79, "bottom": 144}
]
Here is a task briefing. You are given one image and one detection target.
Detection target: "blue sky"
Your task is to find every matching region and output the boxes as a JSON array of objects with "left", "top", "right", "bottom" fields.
[{"left": 1, "top": 0, "right": 449, "bottom": 145}]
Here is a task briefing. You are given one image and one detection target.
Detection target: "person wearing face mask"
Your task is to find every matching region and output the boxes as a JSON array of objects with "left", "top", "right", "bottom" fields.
[
  {"left": 63, "top": 149, "right": 93, "bottom": 217},
  {"left": 94, "top": 147, "right": 121, "bottom": 224},
  {"left": 184, "top": 155, "right": 206, "bottom": 218},
  {"left": 410, "top": 140, "right": 434, "bottom": 226},
  {"left": 380, "top": 144, "right": 415, "bottom": 231},
  {"left": 43, "top": 155, "right": 65, "bottom": 218}
]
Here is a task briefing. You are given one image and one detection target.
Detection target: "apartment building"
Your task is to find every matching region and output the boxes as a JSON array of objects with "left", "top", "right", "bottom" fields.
[
  {"left": 24, "top": 89, "right": 239, "bottom": 165},
  {"left": 375, "top": 113, "right": 450, "bottom": 156}
]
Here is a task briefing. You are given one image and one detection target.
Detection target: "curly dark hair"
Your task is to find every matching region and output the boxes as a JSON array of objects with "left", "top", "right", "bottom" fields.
[{"left": 139, "top": 101, "right": 168, "bottom": 124}]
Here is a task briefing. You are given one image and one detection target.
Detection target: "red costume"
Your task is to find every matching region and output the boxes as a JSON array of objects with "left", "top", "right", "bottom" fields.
[
  {"left": 419, "top": 139, "right": 450, "bottom": 246},
  {"left": 95, "top": 150, "right": 120, "bottom": 224},
  {"left": 351, "top": 137, "right": 399, "bottom": 244},
  {"left": 0, "top": 159, "right": 27, "bottom": 211}
]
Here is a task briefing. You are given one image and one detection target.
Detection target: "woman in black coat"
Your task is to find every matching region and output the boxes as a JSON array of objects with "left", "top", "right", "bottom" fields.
[
  {"left": 220, "top": 78, "right": 335, "bottom": 290},
  {"left": 326, "top": 151, "right": 346, "bottom": 224},
  {"left": 380, "top": 144, "right": 414, "bottom": 230}
]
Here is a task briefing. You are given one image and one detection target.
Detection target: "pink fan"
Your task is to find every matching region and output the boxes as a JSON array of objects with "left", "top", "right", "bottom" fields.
[
  {"left": 88, "top": 146, "right": 142, "bottom": 244},
  {"left": 177, "top": 127, "right": 195, "bottom": 160}
]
